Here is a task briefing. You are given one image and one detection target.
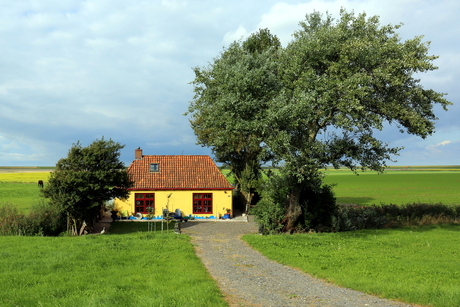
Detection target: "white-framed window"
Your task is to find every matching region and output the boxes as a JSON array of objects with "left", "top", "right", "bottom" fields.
[{"left": 150, "top": 163, "right": 159, "bottom": 172}]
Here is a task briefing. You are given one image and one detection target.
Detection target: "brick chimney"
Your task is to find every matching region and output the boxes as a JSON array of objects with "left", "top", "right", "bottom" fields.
[{"left": 135, "top": 147, "right": 143, "bottom": 160}]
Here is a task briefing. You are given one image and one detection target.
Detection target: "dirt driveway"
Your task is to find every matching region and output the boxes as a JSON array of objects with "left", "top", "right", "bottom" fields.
[{"left": 181, "top": 219, "right": 416, "bottom": 307}]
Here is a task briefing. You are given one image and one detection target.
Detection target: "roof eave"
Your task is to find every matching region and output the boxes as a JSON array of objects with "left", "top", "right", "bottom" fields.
[{"left": 129, "top": 187, "right": 234, "bottom": 191}]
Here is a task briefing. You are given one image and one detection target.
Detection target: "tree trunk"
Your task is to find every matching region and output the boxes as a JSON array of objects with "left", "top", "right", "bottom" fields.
[
  {"left": 283, "top": 188, "right": 302, "bottom": 232},
  {"left": 244, "top": 190, "right": 253, "bottom": 214}
]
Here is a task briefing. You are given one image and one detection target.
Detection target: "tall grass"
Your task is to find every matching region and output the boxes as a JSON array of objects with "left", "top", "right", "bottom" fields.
[
  {"left": 0, "top": 224, "right": 227, "bottom": 307},
  {"left": 243, "top": 225, "right": 460, "bottom": 307}
]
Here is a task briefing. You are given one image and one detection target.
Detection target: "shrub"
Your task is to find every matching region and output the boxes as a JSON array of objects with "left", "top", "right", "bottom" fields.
[
  {"left": 25, "top": 201, "right": 66, "bottom": 236},
  {"left": 299, "top": 184, "right": 337, "bottom": 232},
  {"left": 0, "top": 203, "right": 65, "bottom": 236},
  {"left": 332, "top": 206, "right": 387, "bottom": 232},
  {"left": 252, "top": 172, "right": 338, "bottom": 233},
  {"left": 332, "top": 203, "right": 460, "bottom": 231},
  {"left": 251, "top": 173, "right": 288, "bottom": 234},
  {"left": 382, "top": 203, "right": 458, "bottom": 221}
]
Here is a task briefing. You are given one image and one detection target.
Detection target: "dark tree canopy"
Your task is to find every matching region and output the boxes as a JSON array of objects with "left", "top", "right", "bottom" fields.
[
  {"left": 187, "top": 10, "right": 451, "bottom": 232},
  {"left": 42, "top": 138, "right": 133, "bottom": 235}
]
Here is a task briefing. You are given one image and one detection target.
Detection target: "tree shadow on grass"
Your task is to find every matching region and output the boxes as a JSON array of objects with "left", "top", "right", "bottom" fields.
[
  {"left": 334, "top": 224, "right": 460, "bottom": 240},
  {"left": 108, "top": 221, "right": 178, "bottom": 234},
  {"left": 336, "top": 197, "right": 376, "bottom": 206}
]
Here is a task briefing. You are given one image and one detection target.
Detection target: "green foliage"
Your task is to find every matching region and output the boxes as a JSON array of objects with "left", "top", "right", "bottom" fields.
[
  {"left": 258, "top": 12, "right": 431, "bottom": 185},
  {"left": 332, "top": 206, "right": 389, "bottom": 231},
  {"left": 0, "top": 227, "right": 227, "bottom": 306},
  {"left": 253, "top": 171, "right": 337, "bottom": 233},
  {"left": 187, "top": 29, "right": 281, "bottom": 208},
  {"left": 190, "top": 9, "right": 451, "bottom": 232},
  {"left": 268, "top": 9, "right": 450, "bottom": 181},
  {"left": 251, "top": 173, "right": 288, "bottom": 234},
  {"left": 243, "top": 225, "right": 460, "bottom": 307},
  {"left": 42, "top": 138, "right": 133, "bottom": 235},
  {"left": 0, "top": 202, "right": 66, "bottom": 236},
  {"left": 26, "top": 201, "right": 67, "bottom": 236},
  {"left": 299, "top": 183, "right": 337, "bottom": 232},
  {"left": 381, "top": 203, "right": 460, "bottom": 221},
  {"left": 332, "top": 203, "right": 460, "bottom": 231}
]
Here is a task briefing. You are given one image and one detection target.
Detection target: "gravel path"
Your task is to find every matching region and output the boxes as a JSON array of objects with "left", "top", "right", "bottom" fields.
[{"left": 181, "top": 219, "right": 417, "bottom": 307}]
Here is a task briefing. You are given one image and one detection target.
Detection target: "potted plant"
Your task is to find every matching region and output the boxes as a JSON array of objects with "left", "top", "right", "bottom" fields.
[
  {"left": 223, "top": 208, "right": 231, "bottom": 219},
  {"left": 110, "top": 209, "right": 119, "bottom": 222}
]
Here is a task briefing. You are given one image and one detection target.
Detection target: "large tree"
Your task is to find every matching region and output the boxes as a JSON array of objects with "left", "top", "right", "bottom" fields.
[
  {"left": 42, "top": 138, "right": 133, "bottom": 235},
  {"left": 187, "top": 29, "right": 282, "bottom": 212},
  {"left": 188, "top": 10, "right": 451, "bottom": 232},
  {"left": 267, "top": 10, "right": 451, "bottom": 231}
]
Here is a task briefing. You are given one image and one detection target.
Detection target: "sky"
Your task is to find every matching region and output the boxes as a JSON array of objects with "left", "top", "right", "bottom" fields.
[{"left": 0, "top": 0, "right": 459, "bottom": 167}]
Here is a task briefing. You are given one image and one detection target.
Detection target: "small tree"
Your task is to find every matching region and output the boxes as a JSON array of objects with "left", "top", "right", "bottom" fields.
[{"left": 42, "top": 138, "right": 133, "bottom": 235}]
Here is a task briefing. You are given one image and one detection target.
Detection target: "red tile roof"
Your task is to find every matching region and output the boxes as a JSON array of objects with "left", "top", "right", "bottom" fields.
[{"left": 128, "top": 155, "right": 233, "bottom": 190}]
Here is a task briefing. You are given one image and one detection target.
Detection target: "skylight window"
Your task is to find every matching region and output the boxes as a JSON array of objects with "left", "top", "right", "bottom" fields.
[{"left": 150, "top": 163, "right": 159, "bottom": 172}]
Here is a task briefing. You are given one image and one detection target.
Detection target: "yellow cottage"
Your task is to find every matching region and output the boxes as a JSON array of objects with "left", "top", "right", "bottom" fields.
[{"left": 114, "top": 148, "right": 233, "bottom": 219}]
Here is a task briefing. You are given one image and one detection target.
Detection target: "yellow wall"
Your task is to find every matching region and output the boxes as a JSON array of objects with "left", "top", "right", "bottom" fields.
[{"left": 114, "top": 190, "right": 233, "bottom": 218}]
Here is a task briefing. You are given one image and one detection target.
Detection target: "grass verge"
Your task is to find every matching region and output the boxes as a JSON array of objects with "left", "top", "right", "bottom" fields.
[
  {"left": 243, "top": 224, "right": 460, "bottom": 307},
  {"left": 0, "top": 223, "right": 227, "bottom": 307}
]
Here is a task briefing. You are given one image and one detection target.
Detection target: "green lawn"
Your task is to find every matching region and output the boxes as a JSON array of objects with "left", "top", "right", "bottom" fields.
[
  {"left": 0, "top": 223, "right": 227, "bottom": 307},
  {"left": 2, "top": 168, "right": 460, "bottom": 306},
  {"left": 243, "top": 224, "right": 460, "bottom": 307}
]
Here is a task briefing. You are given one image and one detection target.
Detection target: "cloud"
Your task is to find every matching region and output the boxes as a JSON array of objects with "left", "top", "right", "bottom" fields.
[
  {"left": 426, "top": 140, "right": 453, "bottom": 153},
  {"left": 0, "top": 0, "right": 458, "bottom": 166},
  {"left": 223, "top": 25, "right": 248, "bottom": 45},
  {"left": 431, "top": 141, "right": 452, "bottom": 147}
]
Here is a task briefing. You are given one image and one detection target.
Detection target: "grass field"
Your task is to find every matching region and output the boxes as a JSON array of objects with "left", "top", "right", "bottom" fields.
[
  {"left": 222, "top": 166, "right": 460, "bottom": 206},
  {"left": 2, "top": 166, "right": 460, "bottom": 213},
  {"left": 323, "top": 170, "right": 460, "bottom": 205},
  {"left": 1, "top": 167, "right": 460, "bottom": 306},
  {"left": 243, "top": 224, "right": 460, "bottom": 307},
  {"left": 0, "top": 183, "right": 43, "bottom": 211},
  {"left": 0, "top": 171, "right": 50, "bottom": 212},
  {"left": 0, "top": 223, "right": 227, "bottom": 307}
]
